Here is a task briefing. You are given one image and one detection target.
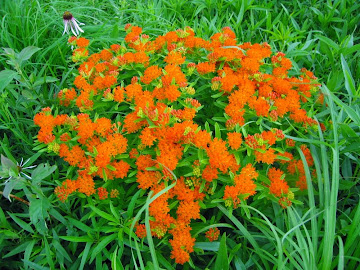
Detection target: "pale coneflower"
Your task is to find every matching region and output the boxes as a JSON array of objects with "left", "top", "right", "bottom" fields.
[{"left": 62, "top": 11, "right": 84, "bottom": 36}]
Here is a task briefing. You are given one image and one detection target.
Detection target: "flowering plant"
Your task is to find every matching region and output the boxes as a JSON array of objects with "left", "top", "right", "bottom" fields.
[{"left": 34, "top": 25, "right": 323, "bottom": 264}]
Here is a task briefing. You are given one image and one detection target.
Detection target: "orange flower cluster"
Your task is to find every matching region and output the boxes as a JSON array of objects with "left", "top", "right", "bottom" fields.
[
  {"left": 223, "top": 164, "right": 258, "bottom": 208},
  {"left": 36, "top": 108, "right": 131, "bottom": 201},
  {"left": 34, "top": 26, "right": 323, "bottom": 264},
  {"left": 268, "top": 168, "right": 289, "bottom": 197},
  {"left": 205, "top": 227, "right": 220, "bottom": 242}
]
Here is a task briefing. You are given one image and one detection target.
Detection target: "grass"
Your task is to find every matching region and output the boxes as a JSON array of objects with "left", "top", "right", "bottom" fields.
[{"left": 0, "top": 0, "right": 359, "bottom": 269}]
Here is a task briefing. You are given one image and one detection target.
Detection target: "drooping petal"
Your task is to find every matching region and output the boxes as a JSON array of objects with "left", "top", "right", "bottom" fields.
[{"left": 62, "top": 21, "right": 69, "bottom": 35}]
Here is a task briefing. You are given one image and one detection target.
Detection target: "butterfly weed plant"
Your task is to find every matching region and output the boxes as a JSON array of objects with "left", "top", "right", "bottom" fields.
[{"left": 32, "top": 24, "right": 326, "bottom": 265}]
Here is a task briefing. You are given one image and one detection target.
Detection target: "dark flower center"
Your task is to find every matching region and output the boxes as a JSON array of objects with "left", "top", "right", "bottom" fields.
[{"left": 63, "top": 11, "right": 73, "bottom": 20}]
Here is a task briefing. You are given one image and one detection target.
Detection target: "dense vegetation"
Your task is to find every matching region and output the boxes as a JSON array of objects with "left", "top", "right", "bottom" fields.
[{"left": 0, "top": 0, "right": 359, "bottom": 269}]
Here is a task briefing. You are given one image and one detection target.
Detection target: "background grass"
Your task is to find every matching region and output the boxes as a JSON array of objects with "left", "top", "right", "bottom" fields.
[{"left": 0, "top": 0, "right": 359, "bottom": 269}]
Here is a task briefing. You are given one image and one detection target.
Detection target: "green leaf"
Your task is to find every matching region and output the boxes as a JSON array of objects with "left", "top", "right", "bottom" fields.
[
  {"left": 29, "top": 198, "right": 51, "bottom": 234},
  {"left": 195, "top": 242, "right": 220, "bottom": 251},
  {"left": 127, "top": 189, "right": 142, "bottom": 218},
  {"left": 43, "top": 236, "right": 55, "bottom": 270},
  {"left": 31, "top": 164, "right": 57, "bottom": 186},
  {"left": 52, "top": 239, "right": 72, "bottom": 262},
  {"left": 2, "top": 176, "right": 26, "bottom": 201},
  {"left": 0, "top": 207, "right": 11, "bottom": 229},
  {"left": 111, "top": 245, "right": 125, "bottom": 270},
  {"left": 17, "top": 46, "right": 41, "bottom": 62},
  {"left": 1, "top": 154, "right": 16, "bottom": 170},
  {"left": 67, "top": 217, "right": 93, "bottom": 233},
  {"left": 88, "top": 205, "right": 119, "bottom": 224},
  {"left": 3, "top": 240, "right": 34, "bottom": 258},
  {"left": 0, "top": 70, "right": 17, "bottom": 92},
  {"left": 106, "top": 164, "right": 116, "bottom": 171},
  {"left": 60, "top": 236, "right": 93, "bottom": 242},
  {"left": 214, "top": 233, "right": 229, "bottom": 270},
  {"left": 340, "top": 54, "right": 356, "bottom": 99},
  {"left": 90, "top": 233, "right": 117, "bottom": 263},
  {"left": 22, "top": 260, "right": 49, "bottom": 270},
  {"left": 7, "top": 212, "right": 34, "bottom": 233},
  {"left": 24, "top": 240, "right": 36, "bottom": 270},
  {"left": 215, "top": 122, "right": 221, "bottom": 139},
  {"left": 110, "top": 201, "right": 120, "bottom": 220},
  {"left": 111, "top": 24, "right": 119, "bottom": 38},
  {"left": 316, "top": 35, "right": 339, "bottom": 51},
  {"left": 79, "top": 242, "right": 92, "bottom": 270}
]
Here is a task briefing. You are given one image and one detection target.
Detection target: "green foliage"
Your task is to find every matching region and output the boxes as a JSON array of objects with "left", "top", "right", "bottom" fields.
[{"left": 0, "top": 0, "right": 359, "bottom": 269}]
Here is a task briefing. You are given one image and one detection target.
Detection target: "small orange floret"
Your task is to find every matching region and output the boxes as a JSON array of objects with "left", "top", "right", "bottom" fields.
[
  {"left": 205, "top": 227, "right": 220, "bottom": 242},
  {"left": 227, "top": 132, "right": 243, "bottom": 150},
  {"left": 76, "top": 37, "right": 89, "bottom": 48}
]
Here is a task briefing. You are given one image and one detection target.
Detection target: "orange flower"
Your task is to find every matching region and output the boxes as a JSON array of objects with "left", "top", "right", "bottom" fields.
[
  {"left": 95, "top": 117, "right": 112, "bottom": 137},
  {"left": 134, "top": 51, "right": 149, "bottom": 64},
  {"left": 261, "top": 130, "right": 276, "bottom": 146},
  {"left": 54, "top": 179, "right": 77, "bottom": 202},
  {"left": 123, "top": 111, "right": 145, "bottom": 133},
  {"left": 136, "top": 155, "right": 156, "bottom": 171},
  {"left": 300, "top": 144, "right": 314, "bottom": 167},
  {"left": 233, "top": 173, "right": 257, "bottom": 199},
  {"left": 164, "top": 85, "right": 181, "bottom": 102},
  {"left": 112, "top": 160, "right": 130, "bottom": 179},
  {"left": 196, "top": 62, "right": 216, "bottom": 75},
  {"left": 125, "top": 83, "right": 142, "bottom": 101},
  {"left": 296, "top": 174, "right": 307, "bottom": 190},
  {"left": 97, "top": 187, "right": 108, "bottom": 200},
  {"left": 135, "top": 224, "right": 147, "bottom": 238},
  {"left": 169, "top": 223, "right": 195, "bottom": 264},
  {"left": 58, "top": 88, "right": 77, "bottom": 106},
  {"left": 76, "top": 172, "right": 95, "bottom": 196},
  {"left": 193, "top": 130, "right": 211, "bottom": 149},
  {"left": 227, "top": 132, "right": 242, "bottom": 150},
  {"left": 164, "top": 51, "right": 186, "bottom": 65},
  {"left": 100, "top": 49, "right": 113, "bottom": 61},
  {"left": 255, "top": 148, "right": 276, "bottom": 164},
  {"left": 202, "top": 165, "right": 218, "bottom": 182},
  {"left": 141, "top": 65, "right": 162, "bottom": 84},
  {"left": 205, "top": 227, "right": 220, "bottom": 242},
  {"left": 177, "top": 200, "right": 200, "bottom": 223},
  {"left": 268, "top": 168, "right": 289, "bottom": 197},
  {"left": 139, "top": 127, "right": 156, "bottom": 147},
  {"left": 136, "top": 171, "right": 161, "bottom": 189},
  {"left": 207, "top": 138, "right": 239, "bottom": 173},
  {"left": 113, "top": 86, "right": 125, "bottom": 103}
]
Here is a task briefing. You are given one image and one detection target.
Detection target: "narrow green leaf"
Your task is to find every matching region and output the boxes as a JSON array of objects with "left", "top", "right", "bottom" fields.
[
  {"left": 215, "top": 122, "right": 221, "bottom": 139},
  {"left": 59, "top": 236, "right": 93, "bottom": 242},
  {"left": 88, "top": 205, "right": 118, "bottom": 224},
  {"left": 24, "top": 240, "right": 36, "bottom": 270},
  {"left": 43, "top": 236, "right": 55, "bottom": 270},
  {"left": 22, "top": 260, "right": 49, "bottom": 270},
  {"left": 337, "top": 236, "right": 344, "bottom": 270},
  {"left": 90, "top": 233, "right": 117, "bottom": 263},
  {"left": 127, "top": 189, "right": 142, "bottom": 218},
  {"left": 79, "top": 242, "right": 92, "bottom": 270},
  {"left": 67, "top": 217, "right": 93, "bottom": 233},
  {"left": 111, "top": 245, "right": 125, "bottom": 270},
  {"left": 7, "top": 212, "right": 34, "bottom": 233},
  {"left": 52, "top": 239, "right": 72, "bottom": 262},
  {"left": 340, "top": 54, "right": 356, "bottom": 99},
  {"left": 214, "top": 233, "right": 229, "bottom": 270},
  {"left": 3, "top": 240, "right": 32, "bottom": 258}
]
